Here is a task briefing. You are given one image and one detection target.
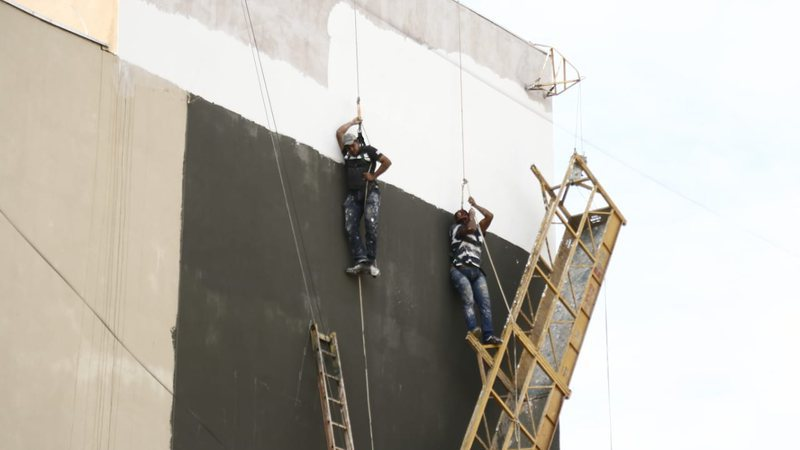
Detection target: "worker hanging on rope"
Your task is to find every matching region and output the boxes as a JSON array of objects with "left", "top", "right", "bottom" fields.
[
  {"left": 336, "top": 116, "right": 392, "bottom": 277},
  {"left": 449, "top": 195, "right": 503, "bottom": 345}
]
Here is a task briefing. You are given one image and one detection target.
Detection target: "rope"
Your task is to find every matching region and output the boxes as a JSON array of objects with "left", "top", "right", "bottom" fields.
[
  {"left": 240, "top": 0, "right": 325, "bottom": 328},
  {"left": 352, "top": 0, "right": 361, "bottom": 100},
  {"left": 603, "top": 280, "right": 615, "bottom": 450},
  {"left": 350, "top": 3, "right": 377, "bottom": 447},
  {"left": 0, "top": 206, "right": 232, "bottom": 450},
  {"left": 578, "top": 82, "right": 585, "bottom": 155},
  {"left": 456, "top": 0, "right": 467, "bottom": 210},
  {"left": 462, "top": 183, "right": 522, "bottom": 448},
  {"left": 572, "top": 81, "right": 585, "bottom": 156},
  {"left": 357, "top": 278, "right": 377, "bottom": 450},
  {"left": 0, "top": 207, "right": 174, "bottom": 393},
  {"left": 573, "top": 81, "right": 580, "bottom": 152},
  {"left": 463, "top": 182, "right": 510, "bottom": 312}
]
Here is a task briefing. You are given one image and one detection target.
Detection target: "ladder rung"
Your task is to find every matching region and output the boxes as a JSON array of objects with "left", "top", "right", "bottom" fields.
[
  {"left": 330, "top": 421, "right": 347, "bottom": 430},
  {"left": 321, "top": 350, "right": 338, "bottom": 358},
  {"left": 325, "top": 373, "right": 341, "bottom": 382},
  {"left": 327, "top": 396, "right": 343, "bottom": 406}
]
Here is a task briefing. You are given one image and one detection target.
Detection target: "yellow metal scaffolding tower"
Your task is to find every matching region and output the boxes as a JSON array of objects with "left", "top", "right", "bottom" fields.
[{"left": 461, "top": 153, "right": 625, "bottom": 450}]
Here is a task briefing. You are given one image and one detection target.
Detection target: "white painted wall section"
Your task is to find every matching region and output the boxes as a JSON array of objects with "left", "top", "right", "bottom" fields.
[{"left": 119, "top": 0, "right": 554, "bottom": 249}]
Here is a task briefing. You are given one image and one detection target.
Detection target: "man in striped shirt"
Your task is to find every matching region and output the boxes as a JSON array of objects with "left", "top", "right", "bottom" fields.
[{"left": 449, "top": 196, "right": 502, "bottom": 345}]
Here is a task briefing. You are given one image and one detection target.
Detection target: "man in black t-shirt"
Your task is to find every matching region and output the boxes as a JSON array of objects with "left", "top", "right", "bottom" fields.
[{"left": 335, "top": 117, "right": 392, "bottom": 277}]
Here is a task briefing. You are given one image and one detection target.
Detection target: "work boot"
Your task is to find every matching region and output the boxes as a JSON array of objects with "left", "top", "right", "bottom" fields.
[
  {"left": 345, "top": 262, "right": 368, "bottom": 275},
  {"left": 368, "top": 263, "right": 381, "bottom": 278},
  {"left": 483, "top": 335, "right": 503, "bottom": 346}
]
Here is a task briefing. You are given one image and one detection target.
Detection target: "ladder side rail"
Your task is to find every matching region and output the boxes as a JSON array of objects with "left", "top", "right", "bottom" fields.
[
  {"left": 330, "top": 332, "right": 356, "bottom": 450},
  {"left": 498, "top": 210, "right": 616, "bottom": 450},
  {"left": 531, "top": 210, "right": 625, "bottom": 450},
  {"left": 515, "top": 189, "right": 602, "bottom": 449},
  {"left": 311, "top": 324, "right": 338, "bottom": 450},
  {"left": 559, "top": 211, "right": 623, "bottom": 386},
  {"left": 488, "top": 162, "right": 623, "bottom": 449},
  {"left": 537, "top": 211, "right": 623, "bottom": 450}
]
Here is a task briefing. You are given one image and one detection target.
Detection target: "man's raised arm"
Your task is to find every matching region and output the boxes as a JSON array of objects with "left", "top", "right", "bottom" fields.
[{"left": 468, "top": 196, "right": 493, "bottom": 233}]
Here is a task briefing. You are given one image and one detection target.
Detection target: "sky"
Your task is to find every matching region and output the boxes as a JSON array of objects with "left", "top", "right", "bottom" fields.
[{"left": 459, "top": 1, "right": 800, "bottom": 449}]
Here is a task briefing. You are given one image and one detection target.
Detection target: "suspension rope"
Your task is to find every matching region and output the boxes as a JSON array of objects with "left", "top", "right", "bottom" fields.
[
  {"left": 240, "top": 0, "right": 324, "bottom": 328},
  {"left": 351, "top": 3, "right": 377, "bottom": 448},
  {"left": 457, "top": 1, "right": 467, "bottom": 210},
  {"left": 573, "top": 81, "right": 585, "bottom": 155},
  {"left": 603, "top": 280, "right": 615, "bottom": 450},
  {"left": 578, "top": 82, "right": 585, "bottom": 154},
  {"left": 357, "top": 16, "right": 377, "bottom": 450},
  {"left": 573, "top": 81, "right": 580, "bottom": 152},
  {"left": 462, "top": 181, "right": 520, "bottom": 449},
  {"left": 357, "top": 278, "right": 376, "bottom": 450},
  {"left": 0, "top": 206, "right": 232, "bottom": 450},
  {"left": 353, "top": 0, "right": 362, "bottom": 101},
  {"left": 463, "top": 182, "right": 511, "bottom": 312}
]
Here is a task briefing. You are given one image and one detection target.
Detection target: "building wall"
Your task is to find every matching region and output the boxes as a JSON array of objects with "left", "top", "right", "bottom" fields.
[
  {"left": 172, "top": 97, "right": 545, "bottom": 449},
  {"left": 8, "top": 0, "right": 117, "bottom": 48},
  {"left": 0, "top": 2, "right": 184, "bottom": 448},
  {"left": 1, "top": 1, "right": 560, "bottom": 449},
  {"left": 118, "top": 0, "right": 554, "bottom": 250}
]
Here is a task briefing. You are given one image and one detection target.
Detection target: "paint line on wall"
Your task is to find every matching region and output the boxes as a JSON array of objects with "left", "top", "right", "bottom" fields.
[{"left": 118, "top": 0, "right": 554, "bottom": 250}]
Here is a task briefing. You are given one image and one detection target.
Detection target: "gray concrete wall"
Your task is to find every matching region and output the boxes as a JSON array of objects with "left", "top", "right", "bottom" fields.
[
  {"left": 172, "top": 97, "right": 546, "bottom": 449},
  {"left": 0, "top": 2, "right": 186, "bottom": 448}
]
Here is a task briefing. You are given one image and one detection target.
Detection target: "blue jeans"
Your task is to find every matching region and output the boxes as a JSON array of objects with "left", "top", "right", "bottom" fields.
[
  {"left": 450, "top": 265, "right": 494, "bottom": 337},
  {"left": 343, "top": 187, "right": 380, "bottom": 263}
]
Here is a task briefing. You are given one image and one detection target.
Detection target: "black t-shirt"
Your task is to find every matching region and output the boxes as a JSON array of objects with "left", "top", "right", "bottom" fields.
[{"left": 343, "top": 145, "right": 381, "bottom": 191}]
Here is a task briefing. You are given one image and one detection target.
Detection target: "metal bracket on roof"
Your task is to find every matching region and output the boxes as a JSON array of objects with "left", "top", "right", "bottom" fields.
[{"left": 526, "top": 44, "right": 582, "bottom": 97}]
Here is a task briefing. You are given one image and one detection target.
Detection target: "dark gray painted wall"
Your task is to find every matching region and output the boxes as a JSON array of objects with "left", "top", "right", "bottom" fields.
[{"left": 172, "top": 97, "right": 555, "bottom": 449}]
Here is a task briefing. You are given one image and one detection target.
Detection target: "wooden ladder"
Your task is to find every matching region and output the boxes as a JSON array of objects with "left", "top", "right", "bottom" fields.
[{"left": 310, "top": 322, "right": 356, "bottom": 450}]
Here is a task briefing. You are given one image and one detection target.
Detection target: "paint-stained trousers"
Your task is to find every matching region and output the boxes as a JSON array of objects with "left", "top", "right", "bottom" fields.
[
  {"left": 343, "top": 186, "right": 380, "bottom": 264},
  {"left": 450, "top": 265, "right": 494, "bottom": 338}
]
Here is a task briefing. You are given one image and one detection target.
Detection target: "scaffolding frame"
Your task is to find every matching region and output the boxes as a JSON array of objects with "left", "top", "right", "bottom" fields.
[
  {"left": 461, "top": 153, "right": 625, "bottom": 450},
  {"left": 526, "top": 45, "right": 582, "bottom": 97}
]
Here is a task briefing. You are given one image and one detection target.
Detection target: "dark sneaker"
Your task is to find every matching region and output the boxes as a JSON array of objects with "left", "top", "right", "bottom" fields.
[
  {"left": 368, "top": 263, "right": 381, "bottom": 277},
  {"left": 483, "top": 335, "right": 503, "bottom": 346},
  {"left": 345, "top": 262, "right": 368, "bottom": 275}
]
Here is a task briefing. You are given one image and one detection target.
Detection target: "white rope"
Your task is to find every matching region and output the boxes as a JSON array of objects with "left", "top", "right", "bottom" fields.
[
  {"left": 463, "top": 182, "right": 510, "bottom": 312},
  {"left": 352, "top": 0, "right": 361, "bottom": 101},
  {"left": 357, "top": 277, "right": 376, "bottom": 450},
  {"left": 464, "top": 182, "right": 527, "bottom": 449},
  {"left": 240, "top": 0, "right": 323, "bottom": 327},
  {"left": 0, "top": 206, "right": 234, "bottom": 448},
  {"left": 352, "top": 3, "right": 376, "bottom": 448},
  {"left": 457, "top": 1, "right": 467, "bottom": 210},
  {"left": 603, "top": 279, "right": 615, "bottom": 450}
]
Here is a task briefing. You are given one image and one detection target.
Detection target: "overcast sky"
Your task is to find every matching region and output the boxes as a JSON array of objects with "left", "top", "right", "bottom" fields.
[{"left": 459, "top": 1, "right": 800, "bottom": 449}]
